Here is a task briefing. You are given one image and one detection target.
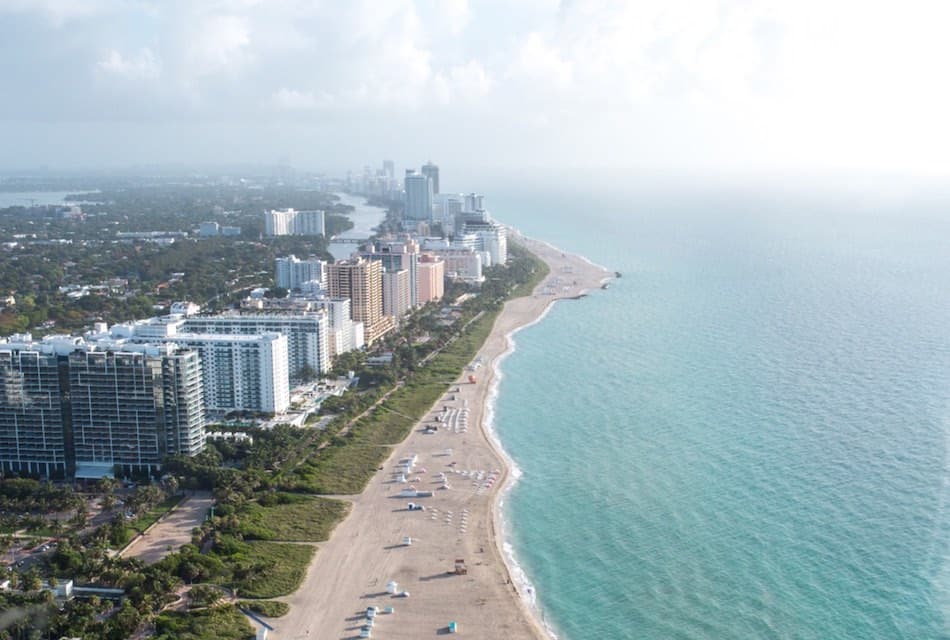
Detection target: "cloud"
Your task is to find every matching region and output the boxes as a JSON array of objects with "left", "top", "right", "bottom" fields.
[
  {"left": 268, "top": 88, "right": 322, "bottom": 110},
  {"left": 511, "top": 32, "right": 573, "bottom": 89},
  {"left": 96, "top": 48, "right": 161, "bottom": 79},
  {"left": 2, "top": 0, "right": 950, "bottom": 173}
]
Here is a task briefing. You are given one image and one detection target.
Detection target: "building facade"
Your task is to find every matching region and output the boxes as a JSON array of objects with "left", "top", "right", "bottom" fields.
[
  {"left": 404, "top": 172, "right": 433, "bottom": 225},
  {"left": 68, "top": 345, "right": 205, "bottom": 478},
  {"left": 264, "top": 208, "right": 326, "bottom": 237},
  {"left": 275, "top": 255, "right": 327, "bottom": 291},
  {"left": 382, "top": 269, "right": 412, "bottom": 320},
  {"left": 161, "top": 333, "right": 290, "bottom": 414},
  {"left": 421, "top": 161, "right": 440, "bottom": 194},
  {"left": 416, "top": 254, "right": 446, "bottom": 304},
  {"left": 327, "top": 258, "right": 394, "bottom": 344},
  {"left": 0, "top": 348, "right": 68, "bottom": 476},
  {"left": 183, "top": 311, "right": 330, "bottom": 379},
  {"left": 361, "top": 239, "right": 420, "bottom": 307}
]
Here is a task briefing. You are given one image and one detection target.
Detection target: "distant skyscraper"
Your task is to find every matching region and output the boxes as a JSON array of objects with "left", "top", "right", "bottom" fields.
[
  {"left": 421, "top": 161, "right": 440, "bottom": 194},
  {"left": 404, "top": 172, "right": 434, "bottom": 225},
  {"left": 264, "top": 208, "right": 325, "bottom": 237},
  {"left": 383, "top": 160, "right": 395, "bottom": 179}
]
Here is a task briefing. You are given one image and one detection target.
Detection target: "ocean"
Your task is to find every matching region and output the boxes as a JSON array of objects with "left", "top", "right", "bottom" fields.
[{"left": 483, "top": 173, "right": 950, "bottom": 640}]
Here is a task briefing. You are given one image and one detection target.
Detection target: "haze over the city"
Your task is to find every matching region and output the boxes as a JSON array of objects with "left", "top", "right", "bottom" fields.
[{"left": 3, "top": 0, "right": 949, "bottom": 175}]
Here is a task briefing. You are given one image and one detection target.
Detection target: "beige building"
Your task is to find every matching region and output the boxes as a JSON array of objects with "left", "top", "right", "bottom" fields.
[
  {"left": 416, "top": 254, "right": 445, "bottom": 304},
  {"left": 327, "top": 257, "right": 394, "bottom": 344},
  {"left": 382, "top": 269, "right": 412, "bottom": 321}
]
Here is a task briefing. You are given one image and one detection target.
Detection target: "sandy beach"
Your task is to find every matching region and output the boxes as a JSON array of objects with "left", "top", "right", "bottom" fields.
[{"left": 272, "top": 235, "right": 611, "bottom": 639}]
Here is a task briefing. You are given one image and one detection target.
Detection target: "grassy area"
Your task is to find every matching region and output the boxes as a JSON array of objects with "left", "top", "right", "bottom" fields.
[
  {"left": 222, "top": 540, "right": 315, "bottom": 599},
  {"left": 153, "top": 605, "right": 255, "bottom": 640},
  {"left": 238, "top": 600, "right": 290, "bottom": 618},
  {"left": 237, "top": 494, "right": 349, "bottom": 541},
  {"left": 287, "top": 442, "right": 393, "bottom": 495}
]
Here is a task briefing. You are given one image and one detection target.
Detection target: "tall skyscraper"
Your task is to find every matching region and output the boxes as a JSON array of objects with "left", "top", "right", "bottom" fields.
[
  {"left": 404, "top": 171, "right": 434, "bottom": 225},
  {"left": 383, "top": 160, "right": 395, "bottom": 179},
  {"left": 421, "top": 161, "right": 440, "bottom": 194},
  {"left": 327, "top": 258, "right": 395, "bottom": 344}
]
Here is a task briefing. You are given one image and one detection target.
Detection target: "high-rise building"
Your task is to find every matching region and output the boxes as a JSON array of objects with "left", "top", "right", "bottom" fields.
[
  {"left": 183, "top": 312, "right": 330, "bottom": 378},
  {"left": 382, "top": 269, "right": 412, "bottom": 320},
  {"left": 264, "top": 208, "right": 326, "bottom": 237},
  {"left": 1, "top": 335, "right": 208, "bottom": 479},
  {"left": 327, "top": 258, "right": 395, "bottom": 344},
  {"left": 68, "top": 344, "right": 205, "bottom": 478},
  {"left": 416, "top": 254, "right": 445, "bottom": 304},
  {"left": 421, "top": 246, "right": 484, "bottom": 284},
  {"left": 434, "top": 194, "right": 464, "bottom": 235},
  {"left": 275, "top": 255, "right": 327, "bottom": 291},
  {"left": 421, "top": 161, "right": 440, "bottom": 195},
  {"left": 361, "top": 239, "right": 420, "bottom": 307},
  {"left": 404, "top": 172, "right": 433, "bottom": 225},
  {"left": 463, "top": 221, "right": 508, "bottom": 265},
  {"left": 313, "top": 298, "right": 364, "bottom": 358},
  {"left": 383, "top": 160, "right": 395, "bottom": 179},
  {"left": 0, "top": 348, "right": 68, "bottom": 476},
  {"left": 158, "top": 333, "right": 290, "bottom": 414}
]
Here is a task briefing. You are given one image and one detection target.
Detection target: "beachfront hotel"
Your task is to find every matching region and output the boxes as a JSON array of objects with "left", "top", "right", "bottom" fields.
[{"left": 0, "top": 335, "right": 207, "bottom": 478}]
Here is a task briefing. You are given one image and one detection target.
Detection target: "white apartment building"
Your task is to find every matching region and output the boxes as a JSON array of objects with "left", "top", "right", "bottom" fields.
[
  {"left": 313, "top": 298, "right": 365, "bottom": 358},
  {"left": 168, "top": 333, "right": 290, "bottom": 414},
  {"left": 275, "top": 255, "right": 327, "bottom": 291},
  {"left": 264, "top": 208, "right": 326, "bottom": 237},
  {"left": 183, "top": 312, "right": 330, "bottom": 379}
]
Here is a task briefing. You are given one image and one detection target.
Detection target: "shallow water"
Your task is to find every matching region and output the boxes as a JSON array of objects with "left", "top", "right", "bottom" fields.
[{"left": 488, "top": 174, "right": 950, "bottom": 640}]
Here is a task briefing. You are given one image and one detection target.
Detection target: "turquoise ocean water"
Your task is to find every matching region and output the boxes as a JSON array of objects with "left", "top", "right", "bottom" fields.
[{"left": 482, "top": 174, "right": 950, "bottom": 640}]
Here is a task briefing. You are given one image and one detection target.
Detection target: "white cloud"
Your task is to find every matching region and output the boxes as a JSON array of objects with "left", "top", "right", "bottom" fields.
[
  {"left": 178, "top": 14, "right": 253, "bottom": 77},
  {"left": 449, "top": 60, "right": 492, "bottom": 97},
  {"left": 96, "top": 48, "right": 161, "bottom": 79},
  {"left": 511, "top": 32, "right": 573, "bottom": 89},
  {"left": 5, "top": 0, "right": 950, "bottom": 173}
]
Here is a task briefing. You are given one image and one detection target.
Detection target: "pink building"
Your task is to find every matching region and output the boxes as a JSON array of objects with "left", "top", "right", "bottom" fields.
[{"left": 416, "top": 253, "right": 445, "bottom": 304}]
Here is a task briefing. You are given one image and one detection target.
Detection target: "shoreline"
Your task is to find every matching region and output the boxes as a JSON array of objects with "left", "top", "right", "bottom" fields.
[
  {"left": 484, "top": 234, "right": 612, "bottom": 640},
  {"left": 271, "top": 234, "right": 611, "bottom": 639}
]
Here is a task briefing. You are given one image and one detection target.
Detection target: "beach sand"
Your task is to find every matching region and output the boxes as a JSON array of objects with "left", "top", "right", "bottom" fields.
[{"left": 272, "top": 235, "right": 611, "bottom": 639}]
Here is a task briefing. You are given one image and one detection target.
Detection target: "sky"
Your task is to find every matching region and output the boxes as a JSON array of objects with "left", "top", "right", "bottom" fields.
[{"left": 2, "top": 0, "right": 950, "bottom": 175}]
